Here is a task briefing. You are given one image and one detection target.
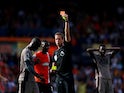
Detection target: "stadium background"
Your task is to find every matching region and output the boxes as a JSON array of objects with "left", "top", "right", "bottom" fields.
[{"left": 0, "top": 0, "right": 124, "bottom": 93}]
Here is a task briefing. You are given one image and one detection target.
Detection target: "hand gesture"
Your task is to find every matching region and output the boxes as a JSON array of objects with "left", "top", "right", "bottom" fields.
[
  {"left": 34, "top": 58, "right": 40, "bottom": 65},
  {"left": 60, "top": 11, "right": 68, "bottom": 22},
  {"left": 39, "top": 75, "right": 45, "bottom": 83}
]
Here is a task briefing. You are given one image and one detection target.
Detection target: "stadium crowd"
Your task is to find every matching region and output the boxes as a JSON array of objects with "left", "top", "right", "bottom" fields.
[{"left": 0, "top": 0, "right": 124, "bottom": 93}]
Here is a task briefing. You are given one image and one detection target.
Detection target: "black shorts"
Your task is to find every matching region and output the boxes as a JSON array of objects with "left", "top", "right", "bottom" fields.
[
  {"left": 37, "top": 82, "right": 52, "bottom": 93},
  {"left": 56, "top": 77, "right": 75, "bottom": 93}
]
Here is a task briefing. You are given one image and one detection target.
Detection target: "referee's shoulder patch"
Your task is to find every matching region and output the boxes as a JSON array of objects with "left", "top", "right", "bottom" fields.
[{"left": 60, "top": 51, "right": 65, "bottom": 56}]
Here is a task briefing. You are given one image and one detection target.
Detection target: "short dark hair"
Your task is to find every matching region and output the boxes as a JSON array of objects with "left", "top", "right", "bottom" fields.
[
  {"left": 99, "top": 44, "right": 105, "bottom": 48},
  {"left": 41, "top": 40, "right": 50, "bottom": 47},
  {"left": 31, "top": 37, "right": 41, "bottom": 47},
  {"left": 55, "top": 32, "right": 64, "bottom": 39},
  {"left": 99, "top": 44, "right": 106, "bottom": 51}
]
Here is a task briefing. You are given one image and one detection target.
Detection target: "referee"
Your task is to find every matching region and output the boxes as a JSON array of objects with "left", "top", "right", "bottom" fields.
[{"left": 50, "top": 11, "right": 75, "bottom": 93}]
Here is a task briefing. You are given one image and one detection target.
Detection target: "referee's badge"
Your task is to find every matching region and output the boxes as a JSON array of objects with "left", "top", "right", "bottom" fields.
[{"left": 60, "top": 51, "right": 65, "bottom": 56}]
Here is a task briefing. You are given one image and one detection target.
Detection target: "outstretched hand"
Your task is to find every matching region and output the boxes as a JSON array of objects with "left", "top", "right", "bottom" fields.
[
  {"left": 34, "top": 58, "right": 40, "bottom": 65},
  {"left": 60, "top": 11, "right": 68, "bottom": 22}
]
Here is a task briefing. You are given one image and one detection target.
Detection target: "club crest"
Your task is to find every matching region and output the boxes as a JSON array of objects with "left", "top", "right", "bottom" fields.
[{"left": 60, "top": 51, "right": 65, "bottom": 56}]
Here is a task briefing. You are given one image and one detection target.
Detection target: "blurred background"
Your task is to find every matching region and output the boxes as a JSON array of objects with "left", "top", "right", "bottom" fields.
[{"left": 0, "top": 0, "right": 124, "bottom": 93}]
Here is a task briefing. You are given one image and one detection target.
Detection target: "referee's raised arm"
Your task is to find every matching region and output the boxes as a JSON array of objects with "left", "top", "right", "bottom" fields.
[{"left": 60, "top": 11, "right": 71, "bottom": 42}]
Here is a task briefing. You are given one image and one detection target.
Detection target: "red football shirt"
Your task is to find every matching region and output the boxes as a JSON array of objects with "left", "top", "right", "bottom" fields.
[{"left": 33, "top": 51, "right": 50, "bottom": 84}]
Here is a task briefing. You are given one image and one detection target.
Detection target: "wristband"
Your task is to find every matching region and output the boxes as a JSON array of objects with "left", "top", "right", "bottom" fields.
[{"left": 65, "top": 20, "right": 69, "bottom": 22}]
